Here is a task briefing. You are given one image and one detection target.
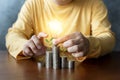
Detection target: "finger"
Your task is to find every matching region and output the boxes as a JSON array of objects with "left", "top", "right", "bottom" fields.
[
  {"left": 31, "top": 35, "right": 42, "bottom": 49},
  {"left": 54, "top": 34, "right": 71, "bottom": 45},
  {"left": 23, "top": 47, "right": 33, "bottom": 57},
  {"left": 63, "top": 38, "right": 80, "bottom": 48},
  {"left": 72, "top": 52, "right": 84, "bottom": 58},
  {"left": 37, "top": 32, "right": 48, "bottom": 39},
  {"left": 33, "top": 46, "right": 46, "bottom": 56},
  {"left": 54, "top": 32, "right": 82, "bottom": 45},
  {"left": 52, "top": 39, "right": 56, "bottom": 45},
  {"left": 67, "top": 45, "right": 81, "bottom": 53},
  {"left": 28, "top": 40, "right": 38, "bottom": 54}
]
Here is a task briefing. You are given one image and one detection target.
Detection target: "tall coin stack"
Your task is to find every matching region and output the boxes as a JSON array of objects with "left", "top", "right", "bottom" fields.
[{"left": 45, "top": 45, "right": 75, "bottom": 69}]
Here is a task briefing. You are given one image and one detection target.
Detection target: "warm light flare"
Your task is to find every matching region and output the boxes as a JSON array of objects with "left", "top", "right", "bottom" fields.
[{"left": 48, "top": 20, "right": 62, "bottom": 37}]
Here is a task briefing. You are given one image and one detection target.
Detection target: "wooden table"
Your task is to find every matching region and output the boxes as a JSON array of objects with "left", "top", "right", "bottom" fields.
[{"left": 0, "top": 51, "right": 120, "bottom": 80}]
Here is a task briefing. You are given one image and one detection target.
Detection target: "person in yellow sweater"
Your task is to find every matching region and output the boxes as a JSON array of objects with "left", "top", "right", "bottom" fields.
[{"left": 6, "top": 0, "right": 115, "bottom": 62}]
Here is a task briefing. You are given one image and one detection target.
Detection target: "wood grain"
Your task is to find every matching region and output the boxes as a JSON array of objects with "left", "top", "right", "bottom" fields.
[{"left": 0, "top": 51, "right": 120, "bottom": 80}]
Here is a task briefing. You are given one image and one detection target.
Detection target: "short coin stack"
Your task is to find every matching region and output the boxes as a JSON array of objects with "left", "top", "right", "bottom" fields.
[{"left": 45, "top": 45, "right": 75, "bottom": 69}]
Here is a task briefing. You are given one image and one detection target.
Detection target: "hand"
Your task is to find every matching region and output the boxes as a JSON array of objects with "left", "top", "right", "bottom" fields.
[
  {"left": 54, "top": 32, "right": 89, "bottom": 58},
  {"left": 23, "top": 32, "right": 48, "bottom": 57}
]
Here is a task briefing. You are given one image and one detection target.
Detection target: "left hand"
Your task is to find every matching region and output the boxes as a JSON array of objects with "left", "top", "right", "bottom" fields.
[{"left": 53, "top": 32, "right": 90, "bottom": 58}]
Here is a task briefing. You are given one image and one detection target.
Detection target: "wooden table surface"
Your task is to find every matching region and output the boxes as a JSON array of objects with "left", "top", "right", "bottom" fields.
[{"left": 0, "top": 51, "right": 120, "bottom": 80}]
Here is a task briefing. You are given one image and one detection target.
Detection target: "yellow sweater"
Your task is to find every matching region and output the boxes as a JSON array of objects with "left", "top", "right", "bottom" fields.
[{"left": 6, "top": 0, "right": 115, "bottom": 61}]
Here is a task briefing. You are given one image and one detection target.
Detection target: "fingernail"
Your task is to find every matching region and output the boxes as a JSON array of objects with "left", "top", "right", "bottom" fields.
[
  {"left": 72, "top": 52, "right": 83, "bottom": 57},
  {"left": 43, "top": 33, "right": 48, "bottom": 37},
  {"left": 72, "top": 53, "right": 76, "bottom": 57},
  {"left": 41, "top": 32, "right": 48, "bottom": 37},
  {"left": 52, "top": 39, "right": 57, "bottom": 45},
  {"left": 38, "top": 32, "right": 48, "bottom": 38},
  {"left": 72, "top": 53, "right": 79, "bottom": 57}
]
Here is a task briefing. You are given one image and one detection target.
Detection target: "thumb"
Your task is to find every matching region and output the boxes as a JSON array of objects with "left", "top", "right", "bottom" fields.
[{"left": 37, "top": 32, "right": 48, "bottom": 39}]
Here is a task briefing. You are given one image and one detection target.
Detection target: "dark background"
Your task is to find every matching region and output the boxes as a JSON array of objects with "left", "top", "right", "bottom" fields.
[{"left": 0, "top": 0, "right": 120, "bottom": 51}]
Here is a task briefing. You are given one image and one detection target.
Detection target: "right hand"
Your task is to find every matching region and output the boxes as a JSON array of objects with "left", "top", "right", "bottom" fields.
[{"left": 23, "top": 32, "right": 48, "bottom": 57}]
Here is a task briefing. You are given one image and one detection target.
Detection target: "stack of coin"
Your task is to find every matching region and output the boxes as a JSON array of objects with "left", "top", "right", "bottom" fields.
[
  {"left": 68, "top": 60, "right": 75, "bottom": 69},
  {"left": 52, "top": 45, "right": 61, "bottom": 69},
  {"left": 45, "top": 45, "right": 75, "bottom": 69},
  {"left": 45, "top": 51, "right": 53, "bottom": 68},
  {"left": 61, "top": 56, "right": 68, "bottom": 69}
]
